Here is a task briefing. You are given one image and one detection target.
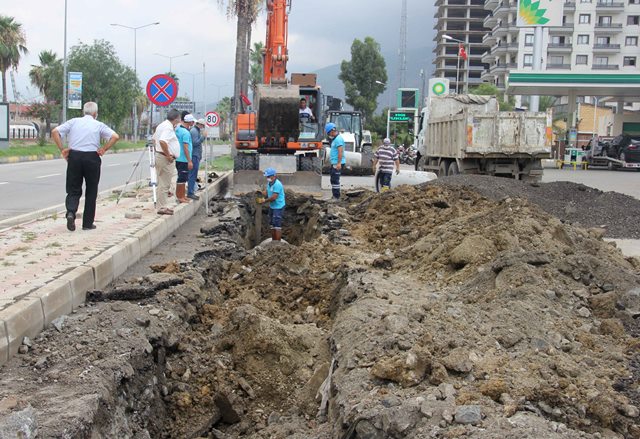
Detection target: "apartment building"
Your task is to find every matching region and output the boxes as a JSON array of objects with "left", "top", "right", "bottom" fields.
[
  {"left": 482, "top": 0, "right": 640, "bottom": 106},
  {"left": 433, "top": 0, "right": 491, "bottom": 93}
]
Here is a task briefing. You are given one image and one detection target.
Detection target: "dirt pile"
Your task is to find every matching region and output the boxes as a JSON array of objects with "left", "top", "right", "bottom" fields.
[{"left": 1, "top": 181, "right": 639, "bottom": 439}]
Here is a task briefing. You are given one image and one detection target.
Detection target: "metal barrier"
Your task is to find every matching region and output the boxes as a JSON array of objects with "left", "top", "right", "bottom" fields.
[{"left": 9, "top": 127, "right": 38, "bottom": 139}]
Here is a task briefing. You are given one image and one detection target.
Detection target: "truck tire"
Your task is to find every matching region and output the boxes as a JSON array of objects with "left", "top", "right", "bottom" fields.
[
  {"left": 234, "top": 153, "right": 258, "bottom": 171},
  {"left": 438, "top": 161, "right": 448, "bottom": 177},
  {"left": 448, "top": 161, "right": 459, "bottom": 176},
  {"left": 299, "top": 155, "right": 322, "bottom": 173}
]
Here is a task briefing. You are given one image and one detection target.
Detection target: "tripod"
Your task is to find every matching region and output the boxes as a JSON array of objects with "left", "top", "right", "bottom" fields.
[{"left": 116, "top": 139, "right": 158, "bottom": 208}]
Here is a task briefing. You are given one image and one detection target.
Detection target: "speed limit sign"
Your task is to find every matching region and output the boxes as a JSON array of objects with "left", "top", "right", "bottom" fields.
[{"left": 205, "top": 111, "right": 220, "bottom": 127}]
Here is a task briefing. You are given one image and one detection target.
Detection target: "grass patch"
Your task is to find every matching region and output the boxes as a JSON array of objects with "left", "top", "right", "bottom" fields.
[
  {"left": 6, "top": 246, "right": 30, "bottom": 255},
  {"left": 21, "top": 232, "right": 37, "bottom": 242},
  {"left": 2, "top": 140, "right": 147, "bottom": 158},
  {"left": 209, "top": 154, "right": 234, "bottom": 172},
  {"left": 46, "top": 242, "right": 62, "bottom": 248}
]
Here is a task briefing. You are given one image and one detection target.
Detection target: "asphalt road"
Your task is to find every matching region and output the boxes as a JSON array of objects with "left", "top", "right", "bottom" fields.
[
  {"left": 542, "top": 168, "right": 640, "bottom": 200},
  {"left": 0, "top": 145, "right": 231, "bottom": 221}
]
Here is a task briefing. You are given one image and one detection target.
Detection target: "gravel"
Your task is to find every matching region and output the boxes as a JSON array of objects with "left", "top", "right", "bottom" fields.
[{"left": 429, "top": 174, "right": 640, "bottom": 239}]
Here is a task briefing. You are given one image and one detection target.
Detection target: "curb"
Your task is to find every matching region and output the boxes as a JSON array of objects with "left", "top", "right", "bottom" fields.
[
  {"left": 0, "top": 171, "right": 231, "bottom": 367},
  {"left": 0, "top": 148, "right": 142, "bottom": 165}
]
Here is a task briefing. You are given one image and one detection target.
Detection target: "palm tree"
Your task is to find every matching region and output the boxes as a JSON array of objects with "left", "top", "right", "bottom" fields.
[
  {"left": 0, "top": 15, "right": 28, "bottom": 103},
  {"left": 249, "top": 41, "right": 264, "bottom": 95},
  {"left": 29, "top": 50, "right": 62, "bottom": 135},
  {"left": 217, "top": 0, "right": 262, "bottom": 115}
]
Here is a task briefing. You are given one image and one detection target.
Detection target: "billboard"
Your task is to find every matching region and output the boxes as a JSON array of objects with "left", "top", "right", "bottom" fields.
[
  {"left": 68, "top": 72, "right": 83, "bottom": 110},
  {"left": 517, "top": 0, "right": 563, "bottom": 27}
]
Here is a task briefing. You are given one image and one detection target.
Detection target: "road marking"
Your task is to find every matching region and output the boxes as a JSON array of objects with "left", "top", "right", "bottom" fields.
[
  {"left": 0, "top": 182, "right": 8, "bottom": 185},
  {"left": 36, "top": 173, "right": 61, "bottom": 179},
  {"left": 106, "top": 164, "right": 120, "bottom": 167}
]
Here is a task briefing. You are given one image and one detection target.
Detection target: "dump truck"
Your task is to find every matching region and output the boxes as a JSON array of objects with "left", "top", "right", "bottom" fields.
[
  {"left": 415, "top": 95, "right": 552, "bottom": 181},
  {"left": 233, "top": 0, "right": 324, "bottom": 194}
]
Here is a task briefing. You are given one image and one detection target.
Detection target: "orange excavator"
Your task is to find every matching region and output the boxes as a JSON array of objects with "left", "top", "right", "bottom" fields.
[{"left": 233, "top": 0, "right": 324, "bottom": 194}]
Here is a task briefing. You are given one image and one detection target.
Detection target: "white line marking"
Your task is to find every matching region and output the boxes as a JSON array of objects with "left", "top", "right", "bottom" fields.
[
  {"left": 36, "top": 173, "right": 61, "bottom": 179},
  {"left": 106, "top": 164, "right": 120, "bottom": 167},
  {"left": 0, "top": 182, "right": 8, "bottom": 185}
]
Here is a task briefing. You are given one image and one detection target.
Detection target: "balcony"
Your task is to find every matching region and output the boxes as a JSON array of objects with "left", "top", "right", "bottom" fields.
[
  {"left": 564, "top": 1, "right": 576, "bottom": 9},
  {"left": 483, "top": 32, "right": 497, "bottom": 45},
  {"left": 485, "top": 0, "right": 499, "bottom": 9},
  {"left": 492, "top": 42, "right": 519, "bottom": 55},
  {"left": 593, "top": 43, "right": 621, "bottom": 52},
  {"left": 493, "top": 1, "right": 516, "bottom": 15},
  {"left": 484, "top": 14, "right": 498, "bottom": 27},
  {"left": 593, "top": 64, "right": 620, "bottom": 69},
  {"left": 547, "top": 63, "right": 572, "bottom": 69},
  {"left": 547, "top": 43, "right": 573, "bottom": 52},
  {"left": 548, "top": 24, "right": 574, "bottom": 33},
  {"left": 481, "top": 51, "right": 495, "bottom": 63},
  {"left": 594, "top": 23, "right": 623, "bottom": 33},
  {"left": 596, "top": 1, "right": 625, "bottom": 10},
  {"left": 490, "top": 62, "right": 518, "bottom": 74}
]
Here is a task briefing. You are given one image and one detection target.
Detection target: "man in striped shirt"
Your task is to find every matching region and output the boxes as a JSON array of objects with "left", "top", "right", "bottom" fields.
[{"left": 372, "top": 138, "right": 400, "bottom": 192}]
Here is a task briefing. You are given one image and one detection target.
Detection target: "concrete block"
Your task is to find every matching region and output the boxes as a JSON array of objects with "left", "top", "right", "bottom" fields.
[
  {"left": 59, "top": 265, "right": 95, "bottom": 309},
  {"left": 28, "top": 278, "right": 73, "bottom": 326},
  {"left": 0, "top": 297, "right": 44, "bottom": 357},
  {"left": 149, "top": 218, "right": 170, "bottom": 248},
  {"left": 110, "top": 237, "right": 140, "bottom": 279},
  {"left": 0, "top": 320, "right": 9, "bottom": 366},
  {"left": 134, "top": 228, "right": 152, "bottom": 257},
  {"left": 87, "top": 251, "right": 115, "bottom": 290}
]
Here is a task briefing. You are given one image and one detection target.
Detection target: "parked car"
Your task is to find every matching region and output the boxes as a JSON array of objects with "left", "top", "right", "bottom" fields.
[{"left": 607, "top": 134, "right": 640, "bottom": 163}]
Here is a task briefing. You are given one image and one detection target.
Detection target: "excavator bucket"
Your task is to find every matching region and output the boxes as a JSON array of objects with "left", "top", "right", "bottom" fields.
[{"left": 233, "top": 83, "right": 323, "bottom": 196}]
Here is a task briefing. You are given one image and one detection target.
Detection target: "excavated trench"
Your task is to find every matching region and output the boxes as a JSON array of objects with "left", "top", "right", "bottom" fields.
[{"left": 2, "top": 181, "right": 640, "bottom": 439}]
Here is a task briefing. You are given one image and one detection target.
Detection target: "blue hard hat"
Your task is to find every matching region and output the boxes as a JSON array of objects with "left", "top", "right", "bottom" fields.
[
  {"left": 325, "top": 122, "right": 337, "bottom": 134},
  {"left": 263, "top": 167, "right": 277, "bottom": 177}
]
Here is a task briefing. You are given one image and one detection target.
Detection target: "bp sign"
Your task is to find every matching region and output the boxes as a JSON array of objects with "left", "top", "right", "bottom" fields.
[
  {"left": 389, "top": 111, "right": 413, "bottom": 123},
  {"left": 429, "top": 78, "right": 449, "bottom": 97}
]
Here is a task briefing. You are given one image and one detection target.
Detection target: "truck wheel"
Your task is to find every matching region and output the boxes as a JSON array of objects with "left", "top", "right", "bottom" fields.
[
  {"left": 234, "top": 154, "right": 258, "bottom": 171},
  {"left": 448, "top": 161, "right": 459, "bottom": 176},
  {"left": 299, "top": 156, "right": 321, "bottom": 173},
  {"left": 438, "top": 161, "right": 448, "bottom": 177}
]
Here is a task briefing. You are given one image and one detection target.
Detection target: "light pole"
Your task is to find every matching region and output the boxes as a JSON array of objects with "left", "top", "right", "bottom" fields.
[
  {"left": 111, "top": 22, "right": 160, "bottom": 143},
  {"left": 210, "top": 83, "right": 232, "bottom": 103},
  {"left": 443, "top": 34, "right": 465, "bottom": 95},
  {"left": 376, "top": 80, "right": 391, "bottom": 139},
  {"left": 180, "top": 71, "right": 205, "bottom": 108},
  {"left": 154, "top": 52, "right": 189, "bottom": 74},
  {"left": 62, "top": 0, "right": 68, "bottom": 123}
]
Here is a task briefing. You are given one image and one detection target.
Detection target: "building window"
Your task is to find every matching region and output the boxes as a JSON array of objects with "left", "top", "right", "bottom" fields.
[
  {"left": 596, "top": 36, "right": 611, "bottom": 45},
  {"left": 576, "top": 55, "right": 589, "bottom": 64},
  {"left": 524, "top": 54, "right": 533, "bottom": 66},
  {"left": 551, "top": 36, "right": 566, "bottom": 44},
  {"left": 580, "top": 0, "right": 591, "bottom": 2},
  {"left": 628, "top": 16, "right": 640, "bottom": 25},
  {"left": 525, "top": 34, "right": 534, "bottom": 46},
  {"left": 598, "top": 16, "right": 612, "bottom": 25},
  {"left": 626, "top": 36, "right": 639, "bottom": 46},
  {"left": 549, "top": 55, "right": 565, "bottom": 65},
  {"left": 624, "top": 57, "right": 637, "bottom": 66},
  {"left": 595, "top": 56, "right": 609, "bottom": 65},
  {"left": 579, "top": 14, "right": 591, "bottom": 24},
  {"left": 630, "top": 0, "right": 640, "bottom": 4},
  {"left": 577, "top": 34, "right": 590, "bottom": 44}
]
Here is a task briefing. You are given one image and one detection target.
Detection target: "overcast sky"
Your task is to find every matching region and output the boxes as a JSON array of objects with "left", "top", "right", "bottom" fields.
[{"left": 4, "top": 0, "right": 436, "bottom": 106}]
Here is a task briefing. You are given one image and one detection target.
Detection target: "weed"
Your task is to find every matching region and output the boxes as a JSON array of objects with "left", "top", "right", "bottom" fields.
[
  {"left": 46, "top": 242, "right": 62, "bottom": 248},
  {"left": 21, "top": 232, "right": 37, "bottom": 242},
  {"left": 7, "top": 246, "right": 30, "bottom": 255}
]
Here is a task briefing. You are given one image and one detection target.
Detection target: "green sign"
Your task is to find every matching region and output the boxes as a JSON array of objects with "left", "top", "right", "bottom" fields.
[{"left": 389, "top": 111, "right": 413, "bottom": 122}]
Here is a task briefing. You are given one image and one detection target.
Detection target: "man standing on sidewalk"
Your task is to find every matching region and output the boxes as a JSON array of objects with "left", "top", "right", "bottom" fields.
[
  {"left": 187, "top": 119, "right": 206, "bottom": 200},
  {"left": 175, "top": 114, "right": 195, "bottom": 203},
  {"left": 152, "top": 108, "right": 182, "bottom": 215},
  {"left": 325, "top": 122, "right": 345, "bottom": 200},
  {"left": 52, "top": 101, "right": 120, "bottom": 231},
  {"left": 372, "top": 138, "right": 400, "bottom": 192}
]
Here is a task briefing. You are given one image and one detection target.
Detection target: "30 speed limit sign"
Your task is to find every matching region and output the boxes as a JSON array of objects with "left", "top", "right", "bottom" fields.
[{"left": 205, "top": 111, "right": 220, "bottom": 127}]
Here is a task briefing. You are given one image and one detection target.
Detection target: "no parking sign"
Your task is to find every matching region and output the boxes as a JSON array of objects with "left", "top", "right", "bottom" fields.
[{"left": 146, "top": 74, "right": 178, "bottom": 107}]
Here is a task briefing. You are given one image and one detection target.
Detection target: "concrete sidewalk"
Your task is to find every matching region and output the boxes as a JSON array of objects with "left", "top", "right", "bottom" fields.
[{"left": 0, "top": 172, "right": 230, "bottom": 366}]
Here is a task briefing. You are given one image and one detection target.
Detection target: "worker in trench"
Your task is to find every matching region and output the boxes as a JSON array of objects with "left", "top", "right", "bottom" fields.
[{"left": 257, "top": 168, "right": 286, "bottom": 242}]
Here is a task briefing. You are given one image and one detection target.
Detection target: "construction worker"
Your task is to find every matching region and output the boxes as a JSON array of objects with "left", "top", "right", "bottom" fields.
[
  {"left": 258, "top": 168, "right": 286, "bottom": 242},
  {"left": 325, "top": 122, "right": 345, "bottom": 200},
  {"left": 372, "top": 138, "right": 400, "bottom": 192}
]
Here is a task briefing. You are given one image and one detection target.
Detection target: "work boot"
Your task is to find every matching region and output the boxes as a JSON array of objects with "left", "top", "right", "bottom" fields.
[
  {"left": 66, "top": 212, "right": 76, "bottom": 231},
  {"left": 274, "top": 229, "right": 282, "bottom": 241},
  {"left": 176, "top": 183, "right": 190, "bottom": 203},
  {"left": 187, "top": 193, "right": 200, "bottom": 200}
]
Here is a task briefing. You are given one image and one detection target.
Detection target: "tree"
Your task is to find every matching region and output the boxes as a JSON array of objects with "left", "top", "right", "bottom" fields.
[
  {"left": 215, "top": 96, "right": 232, "bottom": 137},
  {"left": 249, "top": 41, "right": 264, "bottom": 95},
  {"left": 468, "top": 83, "right": 515, "bottom": 111},
  {"left": 0, "top": 15, "right": 28, "bottom": 103},
  {"left": 66, "top": 40, "right": 138, "bottom": 128},
  {"left": 29, "top": 50, "right": 63, "bottom": 136},
  {"left": 539, "top": 96, "right": 558, "bottom": 112},
  {"left": 339, "top": 37, "right": 387, "bottom": 122},
  {"left": 217, "top": 0, "right": 262, "bottom": 116}
]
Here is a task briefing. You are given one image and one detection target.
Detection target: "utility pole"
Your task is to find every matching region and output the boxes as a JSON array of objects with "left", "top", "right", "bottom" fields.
[
  {"left": 398, "top": 0, "right": 408, "bottom": 90},
  {"left": 62, "top": 0, "right": 68, "bottom": 123}
]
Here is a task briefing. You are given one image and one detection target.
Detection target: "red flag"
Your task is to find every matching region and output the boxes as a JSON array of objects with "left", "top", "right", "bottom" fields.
[
  {"left": 240, "top": 92, "right": 252, "bottom": 106},
  {"left": 458, "top": 44, "right": 468, "bottom": 61}
]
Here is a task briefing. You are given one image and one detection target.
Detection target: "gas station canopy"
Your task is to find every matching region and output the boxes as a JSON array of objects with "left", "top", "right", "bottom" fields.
[{"left": 507, "top": 72, "right": 640, "bottom": 101}]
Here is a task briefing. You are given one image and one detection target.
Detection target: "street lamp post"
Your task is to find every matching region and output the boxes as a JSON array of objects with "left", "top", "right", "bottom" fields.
[
  {"left": 62, "top": 0, "right": 68, "bottom": 123},
  {"left": 210, "top": 83, "right": 232, "bottom": 136},
  {"left": 375, "top": 80, "right": 391, "bottom": 139},
  {"left": 154, "top": 52, "right": 189, "bottom": 74},
  {"left": 443, "top": 34, "right": 465, "bottom": 95},
  {"left": 111, "top": 21, "right": 160, "bottom": 143}
]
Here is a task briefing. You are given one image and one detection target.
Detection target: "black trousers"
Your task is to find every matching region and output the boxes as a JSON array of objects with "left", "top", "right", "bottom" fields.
[{"left": 65, "top": 150, "right": 101, "bottom": 227}]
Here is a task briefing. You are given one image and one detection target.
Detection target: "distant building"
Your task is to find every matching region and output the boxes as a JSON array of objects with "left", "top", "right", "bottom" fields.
[
  {"left": 433, "top": 0, "right": 490, "bottom": 94},
  {"left": 482, "top": 0, "right": 640, "bottom": 110}
]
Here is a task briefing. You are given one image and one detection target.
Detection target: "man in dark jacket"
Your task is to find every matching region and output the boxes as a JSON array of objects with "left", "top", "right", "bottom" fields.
[{"left": 187, "top": 119, "right": 206, "bottom": 200}]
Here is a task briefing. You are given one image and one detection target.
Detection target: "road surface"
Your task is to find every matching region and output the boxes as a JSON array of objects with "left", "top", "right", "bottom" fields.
[{"left": 0, "top": 145, "right": 230, "bottom": 221}]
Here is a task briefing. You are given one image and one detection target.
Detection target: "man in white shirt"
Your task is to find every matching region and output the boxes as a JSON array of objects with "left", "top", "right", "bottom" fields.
[
  {"left": 153, "top": 108, "right": 182, "bottom": 215},
  {"left": 52, "top": 101, "right": 119, "bottom": 231},
  {"left": 299, "top": 98, "right": 315, "bottom": 122}
]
